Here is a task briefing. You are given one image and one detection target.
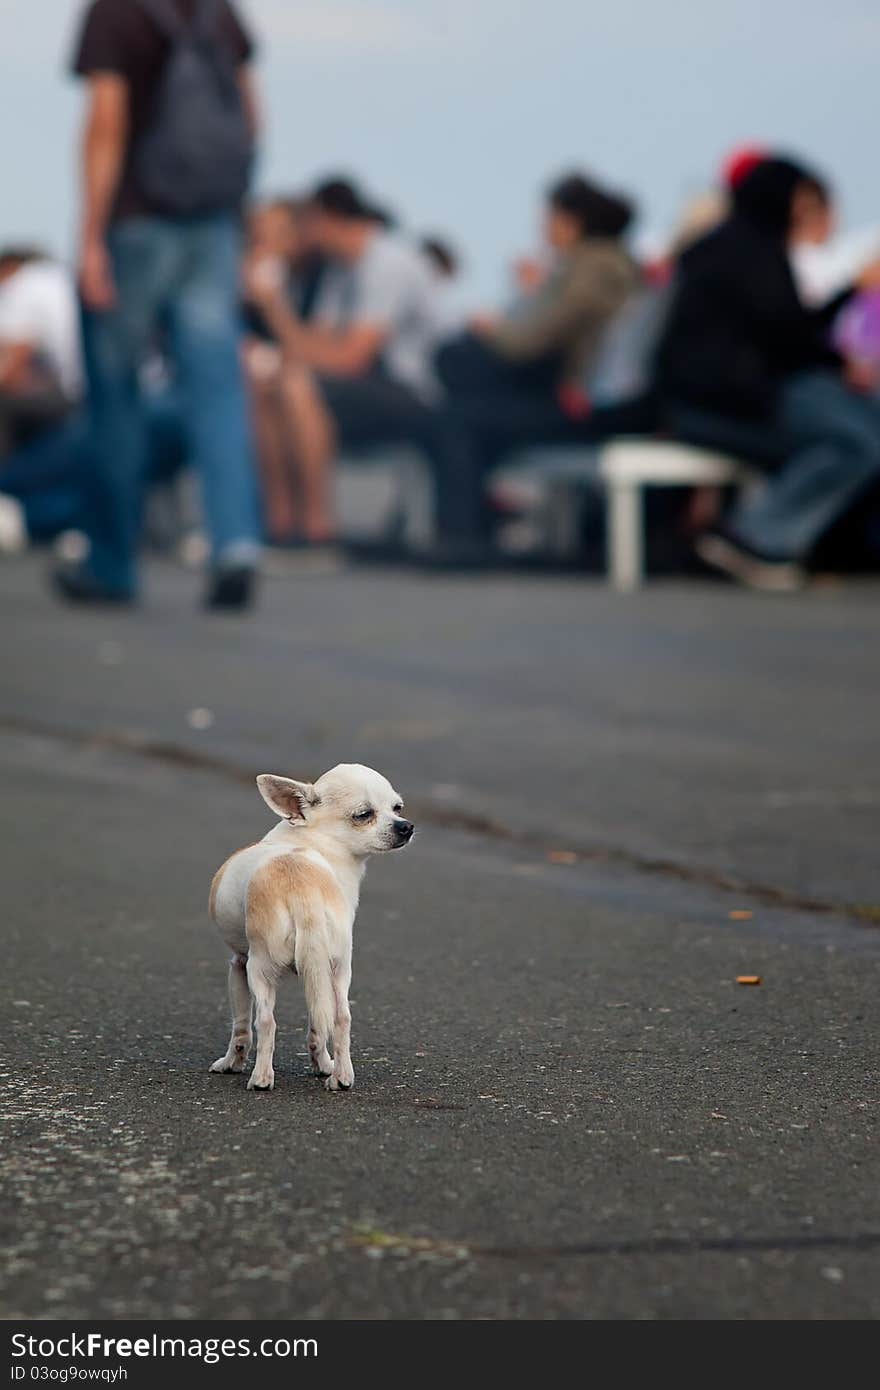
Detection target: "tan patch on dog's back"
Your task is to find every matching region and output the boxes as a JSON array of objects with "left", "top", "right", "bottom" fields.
[
  {"left": 208, "top": 843, "right": 260, "bottom": 920},
  {"left": 246, "top": 853, "right": 347, "bottom": 943}
]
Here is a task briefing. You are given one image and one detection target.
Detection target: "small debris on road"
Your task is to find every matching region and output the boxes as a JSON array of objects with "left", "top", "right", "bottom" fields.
[
  {"left": 97, "top": 641, "right": 124, "bottom": 667},
  {"left": 187, "top": 707, "right": 215, "bottom": 730}
]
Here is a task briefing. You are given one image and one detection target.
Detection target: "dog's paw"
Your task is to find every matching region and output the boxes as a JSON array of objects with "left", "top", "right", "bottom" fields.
[
  {"left": 324, "top": 1062, "right": 354, "bottom": 1092},
  {"left": 310, "top": 1051, "right": 333, "bottom": 1077},
  {"left": 209, "top": 1054, "right": 246, "bottom": 1074},
  {"left": 247, "top": 1068, "right": 275, "bottom": 1091}
]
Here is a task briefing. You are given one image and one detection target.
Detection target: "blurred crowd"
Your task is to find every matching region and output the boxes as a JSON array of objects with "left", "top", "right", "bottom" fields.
[{"left": 3, "top": 0, "right": 880, "bottom": 606}]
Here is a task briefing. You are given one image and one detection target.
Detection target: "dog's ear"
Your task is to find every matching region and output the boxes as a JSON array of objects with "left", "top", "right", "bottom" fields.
[{"left": 256, "top": 774, "right": 319, "bottom": 823}]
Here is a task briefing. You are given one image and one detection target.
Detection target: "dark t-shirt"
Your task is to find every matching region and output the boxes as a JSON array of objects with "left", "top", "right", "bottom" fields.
[
  {"left": 71, "top": 0, "right": 254, "bottom": 221},
  {"left": 243, "top": 256, "right": 329, "bottom": 340}
]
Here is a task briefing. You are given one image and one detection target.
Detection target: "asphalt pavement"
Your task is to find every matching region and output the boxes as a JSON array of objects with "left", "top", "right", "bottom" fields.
[{"left": 1, "top": 554, "right": 878, "bottom": 1319}]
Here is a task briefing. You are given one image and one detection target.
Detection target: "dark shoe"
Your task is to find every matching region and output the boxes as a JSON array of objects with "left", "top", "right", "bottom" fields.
[
  {"left": 408, "top": 540, "right": 499, "bottom": 572},
  {"left": 205, "top": 564, "right": 257, "bottom": 610},
  {"left": 263, "top": 539, "right": 344, "bottom": 578},
  {"left": 695, "top": 531, "right": 806, "bottom": 593},
  {"left": 51, "top": 564, "right": 134, "bottom": 606},
  {"left": 267, "top": 533, "right": 338, "bottom": 552}
]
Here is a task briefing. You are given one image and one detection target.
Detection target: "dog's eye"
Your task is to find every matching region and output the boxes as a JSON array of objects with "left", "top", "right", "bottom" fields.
[
  {"left": 393, "top": 801, "right": 403, "bottom": 813},
  {"left": 352, "top": 808, "right": 373, "bottom": 823}
]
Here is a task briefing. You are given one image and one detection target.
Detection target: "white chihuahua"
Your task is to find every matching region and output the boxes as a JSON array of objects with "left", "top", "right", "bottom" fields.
[{"left": 208, "top": 764, "right": 413, "bottom": 1092}]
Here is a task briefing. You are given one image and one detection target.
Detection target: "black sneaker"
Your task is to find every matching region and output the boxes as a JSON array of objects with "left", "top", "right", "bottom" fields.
[
  {"left": 263, "top": 538, "right": 344, "bottom": 578},
  {"left": 408, "top": 540, "right": 499, "bottom": 572},
  {"left": 695, "top": 531, "right": 806, "bottom": 593},
  {"left": 205, "top": 564, "right": 257, "bottom": 610},
  {"left": 52, "top": 564, "right": 134, "bottom": 606}
]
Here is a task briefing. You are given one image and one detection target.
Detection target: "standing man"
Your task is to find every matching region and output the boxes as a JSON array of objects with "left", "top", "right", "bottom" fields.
[{"left": 61, "top": 0, "right": 262, "bottom": 608}]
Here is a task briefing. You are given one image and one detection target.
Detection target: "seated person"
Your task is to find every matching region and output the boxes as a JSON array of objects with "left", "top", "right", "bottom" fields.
[
  {"left": 0, "top": 247, "right": 86, "bottom": 538},
  {"left": 0, "top": 246, "right": 195, "bottom": 550},
  {"left": 431, "top": 173, "right": 647, "bottom": 550},
  {"left": 443, "top": 173, "right": 638, "bottom": 402},
  {"left": 241, "top": 198, "right": 330, "bottom": 545},
  {"left": 420, "top": 234, "right": 466, "bottom": 339},
  {"left": 243, "top": 178, "right": 451, "bottom": 549},
  {"left": 653, "top": 155, "right": 880, "bottom": 589}
]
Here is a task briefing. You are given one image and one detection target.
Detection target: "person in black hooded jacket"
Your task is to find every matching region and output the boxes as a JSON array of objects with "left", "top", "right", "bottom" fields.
[
  {"left": 656, "top": 159, "right": 847, "bottom": 422},
  {"left": 654, "top": 156, "right": 880, "bottom": 589}
]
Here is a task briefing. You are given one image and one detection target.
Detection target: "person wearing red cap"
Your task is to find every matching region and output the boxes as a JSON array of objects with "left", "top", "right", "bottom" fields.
[
  {"left": 655, "top": 156, "right": 880, "bottom": 590},
  {"left": 721, "top": 144, "right": 768, "bottom": 191}
]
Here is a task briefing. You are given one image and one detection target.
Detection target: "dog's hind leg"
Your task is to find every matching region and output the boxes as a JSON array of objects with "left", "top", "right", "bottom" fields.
[
  {"left": 296, "top": 927, "right": 339, "bottom": 1091},
  {"left": 247, "top": 951, "right": 279, "bottom": 1091},
  {"left": 308, "top": 1022, "right": 333, "bottom": 1078},
  {"left": 209, "top": 953, "right": 252, "bottom": 1074},
  {"left": 325, "top": 955, "right": 354, "bottom": 1092}
]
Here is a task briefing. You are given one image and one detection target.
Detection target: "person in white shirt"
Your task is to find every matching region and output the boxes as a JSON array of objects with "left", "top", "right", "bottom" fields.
[
  {"left": 792, "top": 224, "right": 880, "bottom": 307},
  {"left": 0, "top": 249, "right": 83, "bottom": 448},
  {"left": 306, "top": 189, "right": 445, "bottom": 400},
  {"left": 0, "top": 250, "right": 83, "bottom": 400},
  {"left": 0, "top": 248, "right": 86, "bottom": 540},
  {"left": 244, "top": 178, "right": 455, "bottom": 548}
]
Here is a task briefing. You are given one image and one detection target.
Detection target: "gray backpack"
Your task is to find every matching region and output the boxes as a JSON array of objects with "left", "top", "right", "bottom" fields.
[{"left": 133, "top": 0, "right": 253, "bottom": 216}]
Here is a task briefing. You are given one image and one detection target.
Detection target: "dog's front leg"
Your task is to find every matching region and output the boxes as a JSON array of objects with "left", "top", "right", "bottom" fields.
[
  {"left": 209, "top": 953, "right": 252, "bottom": 1073},
  {"left": 246, "top": 953, "right": 278, "bottom": 1091},
  {"left": 325, "top": 957, "right": 354, "bottom": 1091}
]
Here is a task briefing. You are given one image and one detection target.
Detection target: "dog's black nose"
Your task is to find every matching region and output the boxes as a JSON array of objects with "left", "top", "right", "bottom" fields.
[{"left": 395, "top": 819, "right": 415, "bottom": 841}]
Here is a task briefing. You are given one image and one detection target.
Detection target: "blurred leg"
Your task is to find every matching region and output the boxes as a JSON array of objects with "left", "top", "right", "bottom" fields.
[
  {"left": 278, "top": 363, "right": 336, "bottom": 541},
  {"left": 432, "top": 389, "right": 575, "bottom": 542},
  {"left": 730, "top": 372, "right": 880, "bottom": 560},
  {"left": 0, "top": 414, "right": 91, "bottom": 539},
  {"left": 312, "top": 371, "right": 475, "bottom": 543},
  {"left": 169, "top": 216, "right": 261, "bottom": 572},
  {"left": 144, "top": 385, "right": 189, "bottom": 486},
  {"left": 684, "top": 486, "right": 723, "bottom": 533},
  {"left": 242, "top": 339, "right": 298, "bottom": 542},
  {"left": 78, "top": 219, "right": 179, "bottom": 593},
  {"left": 0, "top": 413, "right": 90, "bottom": 499},
  {"left": 665, "top": 402, "right": 789, "bottom": 470}
]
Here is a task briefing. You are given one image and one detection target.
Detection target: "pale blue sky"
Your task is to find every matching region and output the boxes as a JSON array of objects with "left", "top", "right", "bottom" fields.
[{"left": 2, "top": 0, "right": 877, "bottom": 298}]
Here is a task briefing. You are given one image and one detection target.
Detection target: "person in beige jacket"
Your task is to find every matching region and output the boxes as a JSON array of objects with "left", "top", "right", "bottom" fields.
[
  {"left": 429, "top": 173, "right": 643, "bottom": 556},
  {"left": 486, "top": 178, "right": 638, "bottom": 396}
]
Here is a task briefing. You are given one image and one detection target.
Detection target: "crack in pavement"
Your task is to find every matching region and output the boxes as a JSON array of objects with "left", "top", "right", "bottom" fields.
[
  {"left": 349, "top": 1226, "right": 880, "bottom": 1261},
  {"left": 2, "top": 711, "right": 878, "bottom": 928}
]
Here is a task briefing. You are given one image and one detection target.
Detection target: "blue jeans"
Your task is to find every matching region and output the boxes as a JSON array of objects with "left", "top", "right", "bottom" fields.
[
  {"left": 0, "top": 389, "right": 191, "bottom": 541},
  {"left": 0, "top": 413, "right": 87, "bottom": 537},
  {"left": 729, "top": 372, "right": 880, "bottom": 561},
  {"left": 80, "top": 214, "right": 260, "bottom": 592}
]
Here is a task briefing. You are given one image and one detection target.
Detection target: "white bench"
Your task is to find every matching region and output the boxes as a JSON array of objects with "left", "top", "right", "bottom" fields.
[
  {"left": 498, "top": 438, "right": 753, "bottom": 589},
  {"left": 336, "top": 438, "right": 754, "bottom": 590},
  {"left": 597, "top": 439, "right": 752, "bottom": 591}
]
